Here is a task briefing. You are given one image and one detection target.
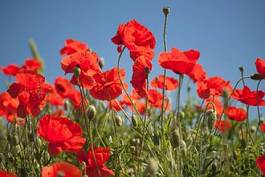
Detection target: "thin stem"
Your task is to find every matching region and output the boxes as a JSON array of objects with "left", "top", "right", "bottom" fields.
[
  {"left": 255, "top": 80, "right": 262, "bottom": 137},
  {"left": 78, "top": 82, "right": 101, "bottom": 177},
  {"left": 160, "top": 7, "right": 169, "bottom": 136},
  {"left": 219, "top": 76, "right": 251, "bottom": 120},
  {"left": 116, "top": 47, "right": 143, "bottom": 121}
]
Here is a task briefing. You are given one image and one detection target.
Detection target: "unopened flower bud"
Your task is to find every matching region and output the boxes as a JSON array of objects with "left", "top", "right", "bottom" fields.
[
  {"left": 98, "top": 57, "right": 104, "bottom": 69},
  {"left": 206, "top": 109, "right": 217, "bottom": 121},
  {"left": 180, "top": 140, "right": 187, "bottom": 155},
  {"left": 144, "top": 158, "right": 159, "bottom": 177},
  {"left": 131, "top": 115, "right": 138, "bottom": 127},
  {"left": 171, "top": 129, "right": 180, "bottom": 148},
  {"left": 87, "top": 105, "right": 96, "bottom": 120},
  {"left": 163, "top": 7, "right": 170, "bottom": 16},
  {"left": 109, "top": 136, "right": 113, "bottom": 143},
  {"left": 177, "top": 111, "right": 185, "bottom": 119},
  {"left": 115, "top": 115, "right": 123, "bottom": 126},
  {"left": 239, "top": 66, "right": 244, "bottom": 73},
  {"left": 73, "top": 66, "right": 81, "bottom": 78}
]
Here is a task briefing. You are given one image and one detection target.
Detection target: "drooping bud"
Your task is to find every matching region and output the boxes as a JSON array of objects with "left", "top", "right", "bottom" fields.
[
  {"left": 163, "top": 7, "right": 170, "bottom": 16},
  {"left": 73, "top": 66, "right": 81, "bottom": 78},
  {"left": 115, "top": 115, "right": 123, "bottom": 126},
  {"left": 87, "top": 105, "right": 96, "bottom": 120},
  {"left": 144, "top": 158, "right": 159, "bottom": 177},
  {"left": 206, "top": 109, "right": 217, "bottom": 130}
]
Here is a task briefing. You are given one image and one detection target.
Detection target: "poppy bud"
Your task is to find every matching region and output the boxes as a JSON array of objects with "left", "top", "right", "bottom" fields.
[
  {"left": 250, "top": 126, "right": 256, "bottom": 133},
  {"left": 73, "top": 66, "right": 81, "bottom": 78},
  {"left": 180, "top": 140, "right": 187, "bottom": 155},
  {"left": 239, "top": 66, "right": 244, "bottom": 73},
  {"left": 44, "top": 151, "right": 50, "bottom": 161},
  {"left": 171, "top": 129, "right": 180, "bottom": 148},
  {"left": 250, "top": 73, "right": 265, "bottom": 80},
  {"left": 163, "top": 7, "right": 170, "bottom": 16},
  {"left": 206, "top": 110, "right": 216, "bottom": 130},
  {"left": 177, "top": 111, "right": 185, "bottom": 119},
  {"left": 206, "top": 109, "right": 217, "bottom": 120},
  {"left": 115, "top": 115, "right": 123, "bottom": 126},
  {"left": 109, "top": 136, "right": 113, "bottom": 143},
  {"left": 36, "top": 137, "right": 43, "bottom": 147},
  {"left": 131, "top": 115, "right": 138, "bottom": 127},
  {"left": 98, "top": 57, "right": 104, "bottom": 69},
  {"left": 144, "top": 158, "right": 159, "bottom": 177},
  {"left": 87, "top": 105, "right": 96, "bottom": 120}
]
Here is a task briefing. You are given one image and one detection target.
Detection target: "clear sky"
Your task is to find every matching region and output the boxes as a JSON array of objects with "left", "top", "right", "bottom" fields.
[{"left": 0, "top": 0, "right": 265, "bottom": 112}]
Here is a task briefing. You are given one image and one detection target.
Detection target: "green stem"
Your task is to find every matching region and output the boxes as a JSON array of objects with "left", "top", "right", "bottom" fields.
[
  {"left": 160, "top": 7, "right": 169, "bottom": 137},
  {"left": 116, "top": 47, "right": 143, "bottom": 122}
]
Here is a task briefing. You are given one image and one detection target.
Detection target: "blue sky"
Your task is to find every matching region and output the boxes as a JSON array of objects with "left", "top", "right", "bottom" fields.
[{"left": 0, "top": 0, "right": 265, "bottom": 115}]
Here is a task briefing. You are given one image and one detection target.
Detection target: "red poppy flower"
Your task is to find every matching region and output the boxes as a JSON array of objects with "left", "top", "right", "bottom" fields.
[
  {"left": 60, "top": 39, "right": 88, "bottom": 56},
  {"left": 232, "top": 86, "right": 265, "bottom": 106},
  {"left": 148, "top": 89, "right": 171, "bottom": 111},
  {"left": 129, "top": 47, "right": 154, "bottom": 61},
  {"left": 45, "top": 85, "right": 64, "bottom": 106},
  {"left": 22, "top": 58, "right": 42, "bottom": 72},
  {"left": 90, "top": 67, "right": 125, "bottom": 101},
  {"left": 131, "top": 56, "right": 152, "bottom": 97},
  {"left": 37, "top": 115, "right": 86, "bottom": 155},
  {"left": 0, "top": 170, "right": 18, "bottom": 177},
  {"left": 196, "top": 76, "right": 231, "bottom": 99},
  {"left": 108, "top": 99, "right": 126, "bottom": 112},
  {"left": 187, "top": 64, "right": 207, "bottom": 82},
  {"left": 151, "top": 75, "right": 178, "bottom": 91},
  {"left": 260, "top": 123, "right": 265, "bottom": 133},
  {"left": 256, "top": 154, "right": 265, "bottom": 175},
  {"left": 112, "top": 19, "right": 156, "bottom": 54},
  {"left": 255, "top": 58, "right": 265, "bottom": 78},
  {"left": 196, "top": 81, "right": 210, "bottom": 99},
  {"left": 41, "top": 161, "right": 81, "bottom": 177},
  {"left": 214, "top": 119, "right": 231, "bottom": 133},
  {"left": 0, "top": 92, "right": 18, "bottom": 123},
  {"left": 225, "top": 106, "right": 247, "bottom": 122},
  {"left": 158, "top": 48, "right": 199, "bottom": 75},
  {"left": 55, "top": 77, "right": 81, "bottom": 107},
  {"left": 77, "top": 147, "right": 115, "bottom": 177},
  {"left": 134, "top": 101, "right": 146, "bottom": 114},
  {"left": 60, "top": 39, "right": 101, "bottom": 89},
  {"left": 7, "top": 72, "right": 47, "bottom": 117},
  {"left": 0, "top": 64, "right": 20, "bottom": 76}
]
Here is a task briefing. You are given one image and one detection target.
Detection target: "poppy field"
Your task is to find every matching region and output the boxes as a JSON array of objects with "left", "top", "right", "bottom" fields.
[{"left": 1, "top": 7, "right": 265, "bottom": 177}]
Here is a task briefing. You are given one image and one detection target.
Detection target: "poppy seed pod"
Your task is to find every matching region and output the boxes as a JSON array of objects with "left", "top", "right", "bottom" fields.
[
  {"left": 163, "top": 7, "right": 170, "bottom": 16},
  {"left": 87, "top": 105, "right": 96, "bottom": 120},
  {"left": 144, "top": 158, "right": 159, "bottom": 177},
  {"left": 115, "top": 115, "right": 123, "bottom": 126},
  {"left": 73, "top": 66, "right": 81, "bottom": 78}
]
